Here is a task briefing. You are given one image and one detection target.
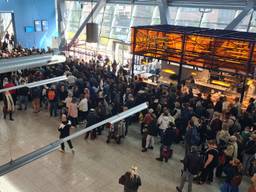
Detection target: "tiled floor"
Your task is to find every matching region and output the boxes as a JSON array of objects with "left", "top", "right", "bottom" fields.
[{"left": 0, "top": 107, "right": 251, "bottom": 192}]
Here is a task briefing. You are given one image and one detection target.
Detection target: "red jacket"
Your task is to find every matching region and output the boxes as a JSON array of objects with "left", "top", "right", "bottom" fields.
[{"left": 4, "top": 83, "right": 16, "bottom": 94}]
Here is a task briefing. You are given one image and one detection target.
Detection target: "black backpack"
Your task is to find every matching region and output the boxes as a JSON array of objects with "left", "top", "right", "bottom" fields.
[{"left": 187, "top": 152, "right": 205, "bottom": 175}]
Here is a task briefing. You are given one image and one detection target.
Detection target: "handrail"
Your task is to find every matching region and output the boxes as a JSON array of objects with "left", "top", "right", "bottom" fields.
[
  {"left": 0, "top": 75, "right": 68, "bottom": 93},
  {"left": 0, "top": 102, "right": 148, "bottom": 176}
]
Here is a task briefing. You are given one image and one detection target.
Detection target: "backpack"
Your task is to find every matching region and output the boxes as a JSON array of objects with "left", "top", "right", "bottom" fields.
[
  {"left": 48, "top": 90, "right": 56, "bottom": 101},
  {"left": 191, "top": 126, "right": 201, "bottom": 146},
  {"left": 187, "top": 152, "right": 205, "bottom": 175},
  {"left": 229, "top": 118, "right": 241, "bottom": 135},
  {"left": 231, "top": 175, "right": 242, "bottom": 186}
]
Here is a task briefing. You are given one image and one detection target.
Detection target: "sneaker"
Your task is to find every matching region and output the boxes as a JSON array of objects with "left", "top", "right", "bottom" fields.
[
  {"left": 141, "top": 149, "right": 147, "bottom": 152},
  {"left": 10, "top": 118, "right": 14, "bottom": 121},
  {"left": 156, "top": 157, "right": 163, "bottom": 162},
  {"left": 58, "top": 149, "right": 65, "bottom": 153},
  {"left": 176, "top": 186, "right": 182, "bottom": 192},
  {"left": 148, "top": 146, "right": 154, "bottom": 150}
]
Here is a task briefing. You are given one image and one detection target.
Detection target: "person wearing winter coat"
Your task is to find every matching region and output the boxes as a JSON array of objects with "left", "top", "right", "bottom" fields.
[
  {"left": 84, "top": 108, "right": 98, "bottom": 140},
  {"left": 157, "top": 111, "right": 175, "bottom": 140},
  {"left": 119, "top": 166, "right": 142, "bottom": 192},
  {"left": 220, "top": 159, "right": 243, "bottom": 192},
  {"left": 156, "top": 123, "right": 176, "bottom": 162}
]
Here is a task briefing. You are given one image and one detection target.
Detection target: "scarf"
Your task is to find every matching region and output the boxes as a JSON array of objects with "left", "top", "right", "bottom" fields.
[{"left": 6, "top": 92, "right": 14, "bottom": 112}]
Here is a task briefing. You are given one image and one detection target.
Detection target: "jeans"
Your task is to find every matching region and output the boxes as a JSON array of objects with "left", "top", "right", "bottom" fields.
[
  {"left": 146, "top": 135, "right": 155, "bottom": 148},
  {"left": 49, "top": 101, "right": 57, "bottom": 117},
  {"left": 18, "top": 95, "right": 28, "bottom": 110},
  {"left": 179, "top": 170, "right": 193, "bottom": 192},
  {"left": 243, "top": 153, "right": 254, "bottom": 174}
]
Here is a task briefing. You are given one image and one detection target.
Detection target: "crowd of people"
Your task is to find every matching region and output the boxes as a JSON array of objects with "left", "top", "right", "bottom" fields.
[
  {"left": 1, "top": 54, "right": 256, "bottom": 192},
  {"left": 0, "top": 32, "right": 53, "bottom": 59}
]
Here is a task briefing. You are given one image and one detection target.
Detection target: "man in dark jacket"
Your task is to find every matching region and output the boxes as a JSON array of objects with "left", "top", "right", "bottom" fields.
[
  {"left": 58, "top": 114, "right": 74, "bottom": 153},
  {"left": 156, "top": 123, "right": 176, "bottom": 162},
  {"left": 84, "top": 108, "right": 98, "bottom": 140}
]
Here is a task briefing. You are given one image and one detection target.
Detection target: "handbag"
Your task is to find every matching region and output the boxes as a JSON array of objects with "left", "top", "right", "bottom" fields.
[{"left": 118, "top": 174, "right": 126, "bottom": 185}]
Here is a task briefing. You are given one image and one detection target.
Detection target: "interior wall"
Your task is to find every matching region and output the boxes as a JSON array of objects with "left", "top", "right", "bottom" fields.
[{"left": 0, "top": 0, "right": 57, "bottom": 48}]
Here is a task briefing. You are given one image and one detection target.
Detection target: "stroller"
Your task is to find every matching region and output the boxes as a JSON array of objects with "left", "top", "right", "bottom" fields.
[{"left": 106, "top": 120, "right": 126, "bottom": 144}]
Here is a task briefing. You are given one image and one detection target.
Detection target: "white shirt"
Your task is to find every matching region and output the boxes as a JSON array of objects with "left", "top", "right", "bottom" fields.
[{"left": 78, "top": 98, "right": 88, "bottom": 112}]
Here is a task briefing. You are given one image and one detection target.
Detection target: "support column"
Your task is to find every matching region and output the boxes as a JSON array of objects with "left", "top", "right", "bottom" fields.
[
  {"left": 57, "top": 0, "right": 66, "bottom": 50},
  {"left": 157, "top": 0, "right": 171, "bottom": 25},
  {"left": 178, "top": 34, "right": 186, "bottom": 85}
]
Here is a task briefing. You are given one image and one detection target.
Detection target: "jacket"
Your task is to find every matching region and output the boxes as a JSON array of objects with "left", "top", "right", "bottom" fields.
[
  {"left": 158, "top": 114, "right": 174, "bottom": 130},
  {"left": 58, "top": 120, "right": 71, "bottom": 138},
  {"left": 120, "top": 172, "right": 141, "bottom": 192},
  {"left": 162, "top": 127, "right": 176, "bottom": 146}
]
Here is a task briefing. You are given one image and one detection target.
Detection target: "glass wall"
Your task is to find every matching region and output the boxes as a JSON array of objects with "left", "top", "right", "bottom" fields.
[{"left": 65, "top": 2, "right": 255, "bottom": 63}]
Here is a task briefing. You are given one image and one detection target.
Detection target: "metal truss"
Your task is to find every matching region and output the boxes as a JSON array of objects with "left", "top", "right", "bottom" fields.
[{"left": 67, "top": 0, "right": 107, "bottom": 49}]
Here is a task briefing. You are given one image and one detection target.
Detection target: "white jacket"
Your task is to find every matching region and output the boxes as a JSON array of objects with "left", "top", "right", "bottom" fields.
[{"left": 157, "top": 114, "right": 175, "bottom": 130}]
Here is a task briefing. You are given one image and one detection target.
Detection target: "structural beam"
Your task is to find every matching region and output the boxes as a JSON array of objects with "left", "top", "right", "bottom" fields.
[
  {"left": 57, "top": 0, "right": 68, "bottom": 50},
  {"left": 67, "top": 0, "right": 106, "bottom": 49},
  {"left": 0, "top": 103, "right": 148, "bottom": 176},
  {"left": 158, "top": 0, "right": 171, "bottom": 25},
  {"left": 225, "top": 0, "right": 254, "bottom": 30}
]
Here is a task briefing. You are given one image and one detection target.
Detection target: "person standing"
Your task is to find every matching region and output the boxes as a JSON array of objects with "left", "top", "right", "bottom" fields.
[
  {"left": 220, "top": 159, "right": 243, "bottom": 192},
  {"left": 3, "top": 91, "right": 15, "bottom": 120},
  {"left": 68, "top": 98, "right": 78, "bottom": 128},
  {"left": 78, "top": 94, "right": 88, "bottom": 122},
  {"left": 156, "top": 123, "right": 176, "bottom": 162},
  {"left": 198, "top": 140, "right": 219, "bottom": 184},
  {"left": 176, "top": 146, "right": 204, "bottom": 192},
  {"left": 17, "top": 79, "right": 29, "bottom": 110},
  {"left": 47, "top": 85, "right": 58, "bottom": 117},
  {"left": 58, "top": 114, "right": 74, "bottom": 153},
  {"left": 84, "top": 108, "right": 98, "bottom": 140},
  {"left": 30, "top": 86, "right": 41, "bottom": 113},
  {"left": 119, "top": 166, "right": 142, "bottom": 192}
]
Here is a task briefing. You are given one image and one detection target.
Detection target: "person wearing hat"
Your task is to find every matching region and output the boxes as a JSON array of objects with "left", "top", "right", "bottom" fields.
[
  {"left": 248, "top": 174, "right": 256, "bottom": 192},
  {"left": 243, "top": 134, "right": 256, "bottom": 175},
  {"left": 119, "top": 166, "right": 141, "bottom": 192}
]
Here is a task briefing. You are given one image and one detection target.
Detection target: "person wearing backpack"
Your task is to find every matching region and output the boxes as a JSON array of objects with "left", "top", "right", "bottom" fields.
[
  {"left": 220, "top": 159, "right": 243, "bottom": 192},
  {"left": 176, "top": 146, "right": 204, "bottom": 192},
  {"left": 185, "top": 119, "right": 201, "bottom": 155},
  {"left": 198, "top": 140, "right": 219, "bottom": 184},
  {"left": 47, "top": 85, "right": 57, "bottom": 117}
]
